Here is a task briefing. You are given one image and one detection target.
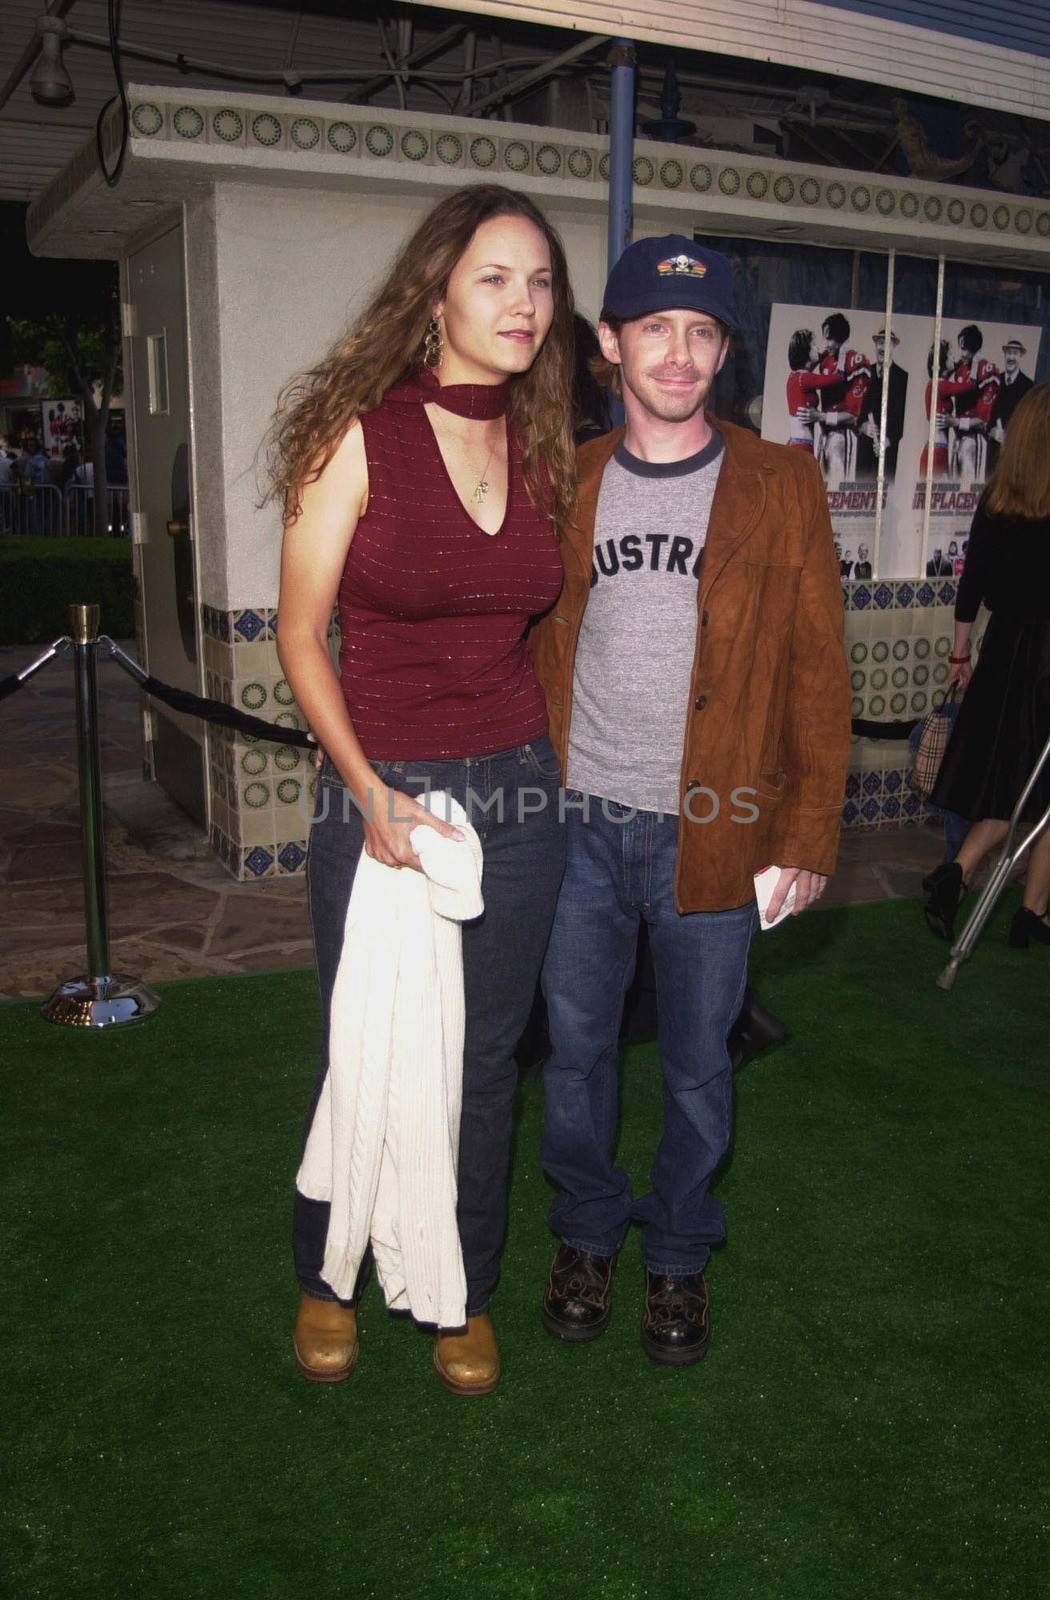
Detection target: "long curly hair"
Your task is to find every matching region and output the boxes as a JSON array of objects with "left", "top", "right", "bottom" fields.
[
  {"left": 265, "top": 184, "right": 576, "bottom": 527},
  {"left": 984, "top": 382, "right": 1050, "bottom": 520}
]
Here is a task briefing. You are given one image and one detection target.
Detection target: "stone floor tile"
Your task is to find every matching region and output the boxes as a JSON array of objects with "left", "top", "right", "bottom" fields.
[
  {"left": 821, "top": 865, "right": 885, "bottom": 907},
  {"left": 4, "top": 881, "right": 88, "bottom": 929},
  {"left": 205, "top": 895, "right": 310, "bottom": 957},
  {"left": 230, "top": 941, "right": 316, "bottom": 975},
  {"left": 102, "top": 874, "right": 223, "bottom": 937},
  {"left": 0, "top": 810, "right": 83, "bottom": 846},
  {"left": 144, "top": 920, "right": 212, "bottom": 956},
  {"left": 0, "top": 840, "right": 90, "bottom": 883}
]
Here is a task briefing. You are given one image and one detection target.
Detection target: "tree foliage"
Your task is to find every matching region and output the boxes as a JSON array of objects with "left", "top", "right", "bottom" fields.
[
  {"left": 7, "top": 297, "right": 122, "bottom": 534},
  {"left": 7, "top": 300, "right": 121, "bottom": 416}
]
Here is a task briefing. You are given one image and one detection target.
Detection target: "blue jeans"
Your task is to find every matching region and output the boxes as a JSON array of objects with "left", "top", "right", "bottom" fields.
[
  {"left": 294, "top": 735, "right": 566, "bottom": 1317},
  {"left": 541, "top": 797, "right": 756, "bottom": 1276}
]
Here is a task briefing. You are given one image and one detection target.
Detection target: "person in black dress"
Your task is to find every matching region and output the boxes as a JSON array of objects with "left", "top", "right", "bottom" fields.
[{"left": 923, "top": 382, "right": 1050, "bottom": 948}]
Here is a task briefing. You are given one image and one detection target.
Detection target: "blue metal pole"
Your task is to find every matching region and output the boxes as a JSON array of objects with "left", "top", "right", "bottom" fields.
[
  {"left": 606, "top": 38, "right": 636, "bottom": 426},
  {"left": 606, "top": 38, "right": 636, "bottom": 275}
]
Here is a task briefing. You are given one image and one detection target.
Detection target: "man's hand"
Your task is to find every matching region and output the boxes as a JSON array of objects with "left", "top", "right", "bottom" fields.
[{"left": 765, "top": 866, "right": 828, "bottom": 921}]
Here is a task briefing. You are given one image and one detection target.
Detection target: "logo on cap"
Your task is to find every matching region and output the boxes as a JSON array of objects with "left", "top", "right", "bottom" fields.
[{"left": 656, "top": 254, "right": 708, "bottom": 278}]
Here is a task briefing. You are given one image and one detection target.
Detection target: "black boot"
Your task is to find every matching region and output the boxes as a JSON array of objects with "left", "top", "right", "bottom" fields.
[
  {"left": 641, "top": 1269, "right": 711, "bottom": 1366},
  {"left": 541, "top": 1245, "right": 616, "bottom": 1341},
  {"left": 922, "top": 861, "right": 965, "bottom": 941},
  {"left": 1008, "top": 906, "right": 1050, "bottom": 949},
  {"left": 728, "top": 987, "right": 789, "bottom": 1073}
]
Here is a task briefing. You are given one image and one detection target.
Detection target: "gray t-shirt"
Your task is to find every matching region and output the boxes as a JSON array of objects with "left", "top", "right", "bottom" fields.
[{"left": 566, "top": 432, "right": 724, "bottom": 815}]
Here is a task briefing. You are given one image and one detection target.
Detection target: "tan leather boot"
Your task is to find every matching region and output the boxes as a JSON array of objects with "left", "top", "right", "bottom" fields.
[
  {"left": 433, "top": 1314, "right": 500, "bottom": 1396},
  {"left": 293, "top": 1291, "right": 359, "bottom": 1382}
]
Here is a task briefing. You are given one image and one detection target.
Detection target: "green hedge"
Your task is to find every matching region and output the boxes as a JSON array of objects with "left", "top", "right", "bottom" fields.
[{"left": 0, "top": 537, "right": 136, "bottom": 645}]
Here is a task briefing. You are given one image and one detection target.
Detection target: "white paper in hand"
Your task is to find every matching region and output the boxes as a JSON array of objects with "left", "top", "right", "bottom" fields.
[{"left": 754, "top": 865, "right": 797, "bottom": 931}]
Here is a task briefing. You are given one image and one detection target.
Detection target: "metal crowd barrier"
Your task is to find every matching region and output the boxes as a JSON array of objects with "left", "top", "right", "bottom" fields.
[
  {"left": 0, "top": 483, "right": 130, "bottom": 536},
  {"left": 65, "top": 484, "right": 131, "bottom": 536},
  {"left": 0, "top": 482, "right": 64, "bottom": 535}
]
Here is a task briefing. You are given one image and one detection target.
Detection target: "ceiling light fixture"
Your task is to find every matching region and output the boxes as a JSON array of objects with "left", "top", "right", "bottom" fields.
[{"left": 29, "top": 14, "right": 74, "bottom": 107}]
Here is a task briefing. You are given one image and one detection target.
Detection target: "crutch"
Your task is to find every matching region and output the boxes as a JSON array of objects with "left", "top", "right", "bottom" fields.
[{"left": 937, "top": 729, "right": 1050, "bottom": 990}]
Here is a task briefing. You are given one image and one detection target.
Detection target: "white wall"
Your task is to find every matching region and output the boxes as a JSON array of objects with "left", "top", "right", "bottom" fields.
[{"left": 202, "top": 181, "right": 606, "bottom": 610}]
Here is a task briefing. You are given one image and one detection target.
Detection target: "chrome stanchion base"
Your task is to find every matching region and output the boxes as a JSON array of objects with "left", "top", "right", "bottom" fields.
[{"left": 40, "top": 974, "right": 161, "bottom": 1028}]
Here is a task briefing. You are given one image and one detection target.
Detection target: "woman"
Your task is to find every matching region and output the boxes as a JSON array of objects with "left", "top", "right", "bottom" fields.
[
  {"left": 919, "top": 340, "right": 975, "bottom": 479},
  {"left": 923, "top": 383, "right": 1050, "bottom": 949},
  {"left": 268, "top": 185, "right": 574, "bottom": 1395},
  {"left": 785, "top": 328, "right": 843, "bottom": 452}
]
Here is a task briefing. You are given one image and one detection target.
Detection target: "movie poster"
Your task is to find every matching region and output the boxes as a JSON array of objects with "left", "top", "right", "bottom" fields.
[
  {"left": 761, "top": 308, "right": 1042, "bottom": 578},
  {"left": 40, "top": 398, "right": 83, "bottom": 459}
]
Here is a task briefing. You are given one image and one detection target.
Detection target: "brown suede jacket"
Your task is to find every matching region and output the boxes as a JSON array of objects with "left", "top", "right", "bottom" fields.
[{"left": 529, "top": 419, "right": 851, "bottom": 913}]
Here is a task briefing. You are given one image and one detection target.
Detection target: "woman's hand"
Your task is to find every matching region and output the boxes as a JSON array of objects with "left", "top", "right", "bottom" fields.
[
  {"left": 362, "top": 785, "right": 464, "bottom": 871},
  {"left": 307, "top": 731, "right": 463, "bottom": 869},
  {"left": 947, "top": 657, "right": 972, "bottom": 689}
]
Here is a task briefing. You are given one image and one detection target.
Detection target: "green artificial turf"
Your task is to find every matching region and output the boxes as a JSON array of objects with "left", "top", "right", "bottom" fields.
[{"left": 2, "top": 898, "right": 1047, "bottom": 1599}]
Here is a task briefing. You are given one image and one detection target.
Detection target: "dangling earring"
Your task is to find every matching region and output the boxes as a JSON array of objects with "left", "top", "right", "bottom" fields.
[{"left": 423, "top": 318, "right": 443, "bottom": 368}]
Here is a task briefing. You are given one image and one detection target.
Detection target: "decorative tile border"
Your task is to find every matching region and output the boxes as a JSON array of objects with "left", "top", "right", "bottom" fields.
[
  {"left": 199, "top": 602, "right": 336, "bottom": 879},
  {"left": 841, "top": 766, "right": 929, "bottom": 830},
  {"left": 843, "top": 578, "right": 957, "bottom": 611},
  {"left": 201, "top": 603, "right": 340, "bottom": 644},
  {"left": 202, "top": 583, "right": 955, "bottom": 645},
  {"left": 118, "top": 92, "right": 1050, "bottom": 246},
  {"left": 209, "top": 825, "right": 310, "bottom": 879}
]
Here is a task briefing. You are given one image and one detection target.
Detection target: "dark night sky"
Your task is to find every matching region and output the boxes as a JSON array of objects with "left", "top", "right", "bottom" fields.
[{"left": 1, "top": 202, "right": 117, "bottom": 372}]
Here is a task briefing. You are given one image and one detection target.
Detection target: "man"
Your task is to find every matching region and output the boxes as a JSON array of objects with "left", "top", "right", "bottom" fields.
[
  {"left": 853, "top": 542, "right": 872, "bottom": 580},
  {"left": 926, "top": 546, "right": 954, "bottom": 577},
  {"left": 856, "top": 329, "right": 908, "bottom": 480},
  {"left": 948, "top": 325, "right": 998, "bottom": 486},
  {"left": 529, "top": 236, "right": 850, "bottom": 1366},
  {"left": 986, "top": 338, "right": 1032, "bottom": 476}
]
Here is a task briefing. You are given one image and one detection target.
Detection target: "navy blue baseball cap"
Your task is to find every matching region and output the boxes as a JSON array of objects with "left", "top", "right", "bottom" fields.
[{"left": 601, "top": 235, "right": 737, "bottom": 332}]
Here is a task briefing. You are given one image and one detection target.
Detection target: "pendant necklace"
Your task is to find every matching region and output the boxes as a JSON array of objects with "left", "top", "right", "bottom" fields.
[{"left": 473, "top": 445, "right": 496, "bottom": 504}]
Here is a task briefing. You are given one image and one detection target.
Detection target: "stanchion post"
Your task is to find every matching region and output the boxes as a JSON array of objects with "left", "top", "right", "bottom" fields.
[
  {"left": 40, "top": 605, "right": 160, "bottom": 1028},
  {"left": 73, "top": 603, "right": 110, "bottom": 980}
]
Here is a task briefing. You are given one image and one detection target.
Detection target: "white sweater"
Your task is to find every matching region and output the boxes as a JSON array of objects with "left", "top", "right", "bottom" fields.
[{"left": 296, "top": 790, "right": 483, "bottom": 1329}]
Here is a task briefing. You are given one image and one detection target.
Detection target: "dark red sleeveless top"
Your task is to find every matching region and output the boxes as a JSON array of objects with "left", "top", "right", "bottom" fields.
[{"left": 337, "top": 369, "right": 563, "bottom": 760}]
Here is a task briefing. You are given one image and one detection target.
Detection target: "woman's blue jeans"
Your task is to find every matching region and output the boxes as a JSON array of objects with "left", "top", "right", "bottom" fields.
[
  {"left": 293, "top": 736, "right": 565, "bottom": 1318},
  {"left": 541, "top": 797, "right": 756, "bottom": 1276}
]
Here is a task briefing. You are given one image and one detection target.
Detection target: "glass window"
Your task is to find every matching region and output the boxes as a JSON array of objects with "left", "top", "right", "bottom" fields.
[
  {"left": 147, "top": 332, "right": 169, "bottom": 417},
  {"left": 701, "top": 234, "right": 1048, "bottom": 579}
]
